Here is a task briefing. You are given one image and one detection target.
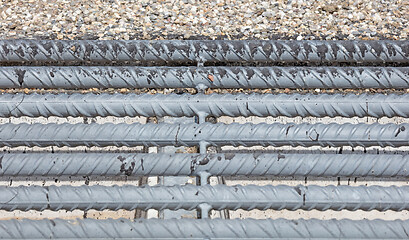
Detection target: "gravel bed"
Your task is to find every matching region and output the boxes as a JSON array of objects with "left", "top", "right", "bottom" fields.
[
  {"left": 1, "top": 88, "right": 407, "bottom": 95},
  {"left": 0, "top": 0, "right": 408, "bottom": 40}
]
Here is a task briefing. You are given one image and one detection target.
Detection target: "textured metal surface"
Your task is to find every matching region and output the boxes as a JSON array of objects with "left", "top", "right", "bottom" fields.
[
  {"left": 2, "top": 93, "right": 409, "bottom": 118},
  {"left": 1, "top": 152, "right": 409, "bottom": 178},
  {"left": 1, "top": 40, "right": 408, "bottom": 64},
  {"left": 1, "top": 184, "right": 408, "bottom": 212},
  {"left": 2, "top": 39, "right": 409, "bottom": 229},
  {"left": 0, "top": 122, "right": 407, "bottom": 148},
  {"left": 2, "top": 218, "right": 409, "bottom": 239},
  {"left": 1, "top": 66, "right": 409, "bottom": 89}
]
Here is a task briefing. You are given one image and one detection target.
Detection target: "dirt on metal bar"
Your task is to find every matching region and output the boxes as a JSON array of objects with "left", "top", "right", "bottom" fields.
[
  {"left": 1, "top": 152, "right": 409, "bottom": 178},
  {"left": 0, "top": 40, "right": 408, "bottom": 64},
  {"left": 0, "top": 66, "right": 408, "bottom": 89}
]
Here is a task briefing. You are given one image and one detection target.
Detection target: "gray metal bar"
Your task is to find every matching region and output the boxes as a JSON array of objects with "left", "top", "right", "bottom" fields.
[
  {"left": 2, "top": 218, "right": 409, "bottom": 239},
  {"left": 1, "top": 152, "right": 409, "bottom": 178},
  {"left": 1, "top": 66, "right": 408, "bottom": 89},
  {"left": 1, "top": 184, "right": 408, "bottom": 212},
  {"left": 158, "top": 116, "right": 198, "bottom": 219},
  {"left": 0, "top": 122, "right": 407, "bottom": 148},
  {"left": 0, "top": 40, "right": 408, "bottom": 64},
  {"left": 2, "top": 93, "right": 409, "bottom": 118}
]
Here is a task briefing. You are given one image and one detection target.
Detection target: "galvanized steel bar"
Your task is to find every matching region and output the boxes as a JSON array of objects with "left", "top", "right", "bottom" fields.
[
  {"left": 2, "top": 93, "right": 409, "bottom": 118},
  {"left": 0, "top": 40, "right": 408, "bottom": 64},
  {"left": 1, "top": 66, "right": 409, "bottom": 89},
  {"left": 1, "top": 152, "right": 409, "bottom": 178},
  {"left": 0, "top": 122, "right": 407, "bottom": 148},
  {"left": 2, "top": 218, "right": 409, "bottom": 239},
  {"left": 1, "top": 184, "right": 408, "bottom": 212}
]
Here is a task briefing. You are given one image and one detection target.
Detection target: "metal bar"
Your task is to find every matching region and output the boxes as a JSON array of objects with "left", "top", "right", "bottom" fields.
[
  {"left": 1, "top": 66, "right": 408, "bottom": 89},
  {"left": 0, "top": 122, "right": 407, "bottom": 148},
  {"left": 2, "top": 218, "right": 409, "bottom": 239},
  {"left": 0, "top": 40, "right": 408, "bottom": 64},
  {"left": 158, "top": 116, "right": 198, "bottom": 219},
  {"left": 1, "top": 184, "right": 408, "bottom": 211},
  {"left": 1, "top": 93, "right": 409, "bottom": 118},
  {"left": 1, "top": 152, "right": 409, "bottom": 178}
]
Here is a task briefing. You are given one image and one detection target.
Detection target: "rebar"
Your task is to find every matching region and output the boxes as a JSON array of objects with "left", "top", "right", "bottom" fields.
[
  {"left": 1, "top": 40, "right": 408, "bottom": 64},
  {"left": 1, "top": 184, "right": 408, "bottom": 212},
  {"left": 1, "top": 66, "right": 409, "bottom": 89},
  {"left": 0, "top": 122, "right": 407, "bottom": 148},
  {"left": 1, "top": 152, "right": 409, "bottom": 178},
  {"left": 1, "top": 93, "right": 409, "bottom": 118},
  {"left": 2, "top": 218, "right": 409, "bottom": 239}
]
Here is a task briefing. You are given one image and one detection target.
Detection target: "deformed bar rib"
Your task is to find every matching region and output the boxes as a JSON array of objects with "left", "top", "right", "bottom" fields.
[
  {"left": 1, "top": 93, "right": 409, "bottom": 118},
  {"left": 2, "top": 218, "right": 409, "bottom": 239},
  {"left": 1, "top": 184, "right": 408, "bottom": 212},
  {"left": 1, "top": 66, "right": 408, "bottom": 89},
  {"left": 0, "top": 122, "right": 407, "bottom": 148},
  {"left": 1, "top": 152, "right": 409, "bottom": 178},
  {"left": 0, "top": 40, "right": 408, "bottom": 64}
]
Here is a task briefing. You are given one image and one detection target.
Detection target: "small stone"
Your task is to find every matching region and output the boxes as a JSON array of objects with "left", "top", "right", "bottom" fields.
[
  {"left": 208, "top": 74, "right": 214, "bottom": 82},
  {"left": 322, "top": 5, "right": 337, "bottom": 13},
  {"left": 119, "top": 88, "right": 129, "bottom": 93},
  {"left": 262, "top": 11, "right": 274, "bottom": 18}
]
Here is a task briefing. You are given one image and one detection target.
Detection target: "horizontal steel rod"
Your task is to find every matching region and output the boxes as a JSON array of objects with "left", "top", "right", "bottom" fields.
[
  {"left": 1, "top": 93, "right": 409, "bottom": 118},
  {"left": 1, "top": 66, "right": 408, "bottom": 89},
  {"left": 1, "top": 184, "right": 409, "bottom": 212},
  {"left": 0, "top": 122, "right": 407, "bottom": 148},
  {"left": 0, "top": 40, "right": 408, "bottom": 64},
  {"left": 1, "top": 152, "right": 409, "bottom": 178},
  {"left": 2, "top": 218, "right": 409, "bottom": 239}
]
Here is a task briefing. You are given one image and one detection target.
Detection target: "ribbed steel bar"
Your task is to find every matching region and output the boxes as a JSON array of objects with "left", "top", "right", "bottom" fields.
[
  {"left": 1, "top": 93, "right": 409, "bottom": 118},
  {"left": 1, "top": 184, "right": 408, "bottom": 212},
  {"left": 0, "top": 122, "right": 408, "bottom": 148},
  {"left": 2, "top": 218, "right": 409, "bottom": 239},
  {"left": 1, "top": 66, "right": 409, "bottom": 89},
  {"left": 0, "top": 40, "right": 408, "bottom": 64},
  {"left": 1, "top": 152, "right": 409, "bottom": 177}
]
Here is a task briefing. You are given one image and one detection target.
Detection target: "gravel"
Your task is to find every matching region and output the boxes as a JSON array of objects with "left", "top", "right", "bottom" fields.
[{"left": 0, "top": 0, "right": 408, "bottom": 40}]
